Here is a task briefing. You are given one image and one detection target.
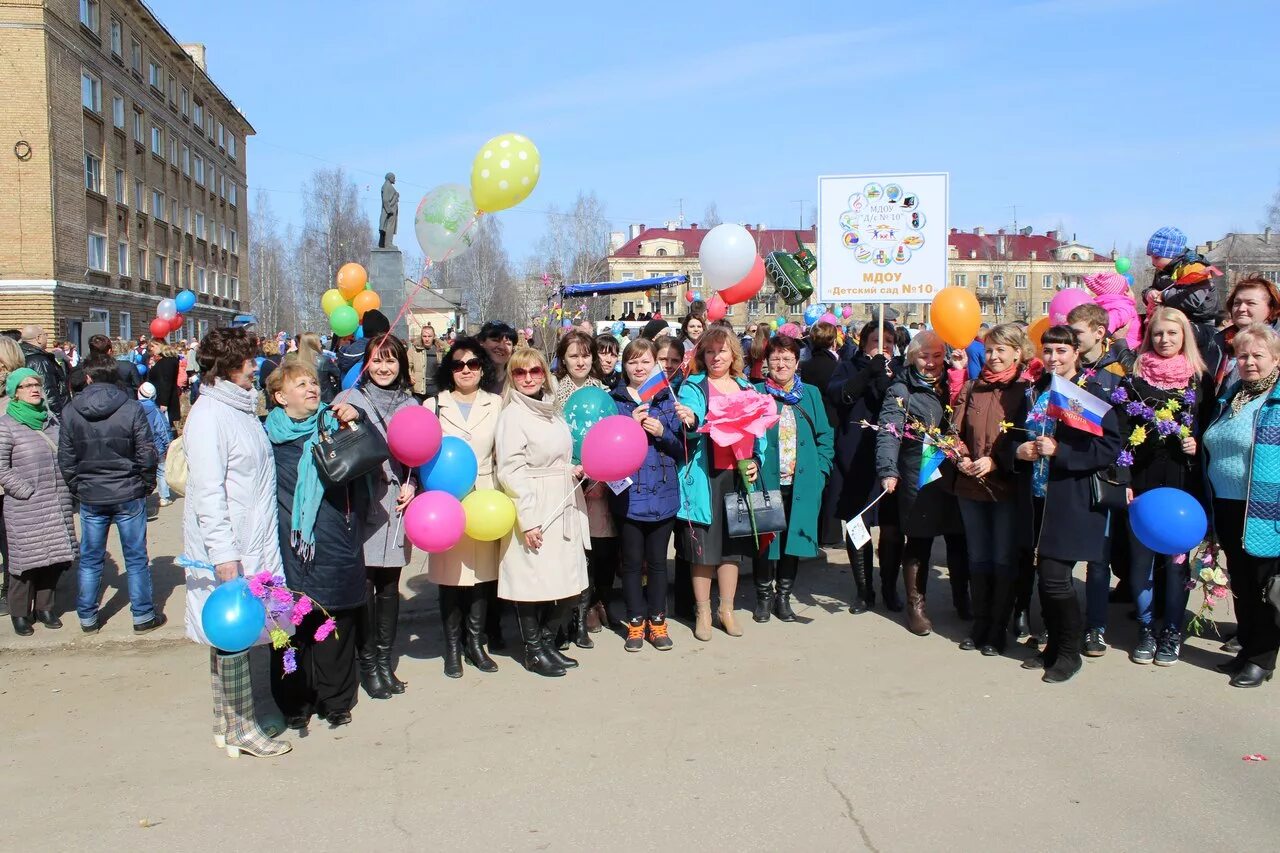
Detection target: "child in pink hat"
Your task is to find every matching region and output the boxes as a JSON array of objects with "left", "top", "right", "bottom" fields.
[{"left": 1083, "top": 272, "right": 1141, "bottom": 348}]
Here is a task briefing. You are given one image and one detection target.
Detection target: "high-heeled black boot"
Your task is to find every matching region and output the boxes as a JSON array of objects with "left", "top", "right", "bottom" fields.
[
  {"left": 483, "top": 582, "right": 506, "bottom": 651},
  {"left": 375, "top": 584, "right": 407, "bottom": 693},
  {"left": 540, "top": 600, "right": 578, "bottom": 669},
  {"left": 359, "top": 582, "right": 391, "bottom": 698},
  {"left": 752, "top": 557, "right": 773, "bottom": 623},
  {"left": 983, "top": 571, "right": 1016, "bottom": 656},
  {"left": 880, "top": 534, "right": 904, "bottom": 612},
  {"left": 1042, "top": 594, "right": 1083, "bottom": 684},
  {"left": 439, "top": 585, "right": 464, "bottom": 679},
  {"left": 774, "top": 557, "right": 798, "bottom": 622},
  {"left": 515, "top": 603, "right": 564, "bottom": 677},
  {"left": 462, "top": 587, "right": 498, "bottom": 673},
  {"left": 962, "top": 572, "right": 992, "bottom": 651},
  {"left": 848, "top": 542, "right": 873, "bottom": 614},
  {"left": 573, "top": 587, "right": 595, "bottom": 649}
]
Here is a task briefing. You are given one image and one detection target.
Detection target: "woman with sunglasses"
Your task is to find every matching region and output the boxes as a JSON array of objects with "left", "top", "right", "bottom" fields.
[
  {"left": 424, "top": 338, "right": 505, "bottom": 678},
  {"left": 495, "top": 348, "right": 590, "bottom": 677}
]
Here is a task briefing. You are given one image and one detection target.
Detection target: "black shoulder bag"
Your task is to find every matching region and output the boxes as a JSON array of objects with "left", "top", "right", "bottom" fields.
[{"left": 311, "top": 409, "right": 389, "bottom": 486}]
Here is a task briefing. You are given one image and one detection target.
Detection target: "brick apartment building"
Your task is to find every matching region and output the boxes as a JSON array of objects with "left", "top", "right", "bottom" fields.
[{"left": 0, "top": 0, "right": 252, "bottom": 347}]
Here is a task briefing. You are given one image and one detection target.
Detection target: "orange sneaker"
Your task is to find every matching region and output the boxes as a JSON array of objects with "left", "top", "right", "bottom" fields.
[
  {"left": 647, "top": 616, "right": 673, "bottom": 651},
  {"left": 624, "top": 617, "right": 645, "bottom": 652}
]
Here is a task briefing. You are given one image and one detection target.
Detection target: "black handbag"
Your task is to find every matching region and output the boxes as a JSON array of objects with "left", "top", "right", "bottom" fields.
[
  {"left": 311, "top": 410, "right": 389, "bottom": 486},
  {"left": 1089, "top": 467, "right": 1127, "bottom": 511},
  {"left": 723, "top": 487, "right": 787, "bottom": 539}
]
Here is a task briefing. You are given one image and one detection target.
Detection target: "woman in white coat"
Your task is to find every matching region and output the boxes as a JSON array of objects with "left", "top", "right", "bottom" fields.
[
  {"left": 425, "top": 337, "right": 505, "bottom": 678},
  {"left": 495, "top": 347, "right": 590, "bottom": 678},
  {"left": 182, "top": 328, "right": 290, "bottom": 759}
]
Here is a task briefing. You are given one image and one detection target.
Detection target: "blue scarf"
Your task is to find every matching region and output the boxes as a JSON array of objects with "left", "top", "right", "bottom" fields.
[
  {"left": 765, "top": 375, "right": 805, "bottom": 406},
  {"left": 265, "top": 404, "right": 336, "bottom": 560}
]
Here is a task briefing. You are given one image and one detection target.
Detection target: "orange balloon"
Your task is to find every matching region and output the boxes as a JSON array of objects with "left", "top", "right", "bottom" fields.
[
  {"left": 337, "top": 263, "right": 368, "bottom": 300},
  {"left": 352, "top": 289, "right": 381, "bottom": 319},
  {"left": 930, "top": 286, "right": 981, "bottom": 348},
  {"left": 1028, "top": 316, "right": 1051, "bottom": 350}
]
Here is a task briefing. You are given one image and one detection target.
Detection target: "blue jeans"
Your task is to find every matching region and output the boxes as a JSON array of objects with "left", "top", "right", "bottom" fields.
[
  {"left": 1127, "top": 524, "right": 1190, "bottom": 631},
  {"left": 957, "top": 497, "right": 1018, "bottom": 576},
  {"left": 156, "top": 460, "right": 170, "bottom": 501},
  {"left": 76, "top": 498, "right": 153, "bottom": 626}
]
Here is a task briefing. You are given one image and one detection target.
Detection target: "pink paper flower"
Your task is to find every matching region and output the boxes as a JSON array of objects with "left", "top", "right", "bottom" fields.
[
  {"left": 290, "top": 595, "right": 313, "bottom": 626},
  {"left": 313, "top": 617, "right": 337, "bottom": 642},
  {"left": 698, "top": 389, "right": 779, "bottom": 459}
]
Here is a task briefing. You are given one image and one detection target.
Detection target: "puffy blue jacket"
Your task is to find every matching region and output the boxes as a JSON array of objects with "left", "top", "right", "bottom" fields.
[
  {"left": 139, "top": 398, "right": 171, "bottom": 457},
  {"left": 610, "top": 385, "right": 685, "bottom": 521}
]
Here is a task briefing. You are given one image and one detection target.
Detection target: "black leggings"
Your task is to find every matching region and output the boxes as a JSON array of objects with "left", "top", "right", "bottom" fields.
[
  {"left": 619, "top": 518, "right": 674, "bottom": 620},
  {"left": 588, "top": 536, "right": 619, "bottom": 604},
  {"left": 367, "top": 565, "right": 401, "bottom": 595},
  {"left": 1037, "top": 556, "right": 1076, "bottom": 600},
  {"left": 1216, "top": 499, "right": 1280, "bottom": 670}
]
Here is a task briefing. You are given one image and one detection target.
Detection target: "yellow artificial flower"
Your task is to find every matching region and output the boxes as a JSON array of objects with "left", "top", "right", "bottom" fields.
[
  {"left": 269, "top": 628, "right": 290, "bottom": 650},
  {"left": 998, "top": 420, "right": 1014, "bottom": 434},
  {"left": 1212, "top": 568, "right": 1229, "bottom": 587},
  {"left": 1199, "top": 567, "right": 1216, "bottom": 582},
  {"left": 1129, "top": 425, "right": 1148, "bottom": 445},
  {"left": 928, "top": 425, "right": 941, "bottom": 436},
  {"left": 944, "top": 405, "right": 954, "bottom": 415},
  {"left": 1155, "top": 408, "right": 1175, "bottom": 422},
  {"left": 1179, "top": 425, "right": 1192, "bottom": 439},
  {"left": 1166, "top": 399, "right": 1182, "bottom": 413}
]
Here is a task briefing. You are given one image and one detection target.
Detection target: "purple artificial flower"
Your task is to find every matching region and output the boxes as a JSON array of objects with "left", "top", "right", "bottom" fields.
[
  {"left": 1182, "top": 388, "right": 1197, "bottom": 406},
  {"left": 1116, "top": 450, "right": 1135, "bottom": 468},
  {"left": 1156, "top": 418, "right": 1179, "bottom": 437},
  {"left": 282, "top": 647, "right": 298, "bottom": 675},
  {"left": 1180, "top": 412, "right": 1194, "bottom": 426},
  {"left": 884, "top": 422, "right": 900, "bottom": 438},
  {"left": 271, "top": 586, "right": 293, "bottom": 605},
  {"left": 267, "top": 596, "right": 291, "bottom": 617},
  {"left": 314, "top": 617, "right": 337, "bottom": 642},
  {"left": 1125, "top": 400, "right": 1146, "bottom": 417},
  {"left": 1110, "top": 386, "right": 1130, "bottom": 405},
  {"left": 1139, "top": 404, "right": 1156, "bottom": 420},
  {"left": 290, "top": 595, "right": 313, "bottom": 627}
]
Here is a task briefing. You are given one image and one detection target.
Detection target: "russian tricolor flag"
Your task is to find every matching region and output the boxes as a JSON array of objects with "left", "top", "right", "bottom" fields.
[
  {"left": 637, "top": 366, "right": 670, "bottom": 403},
  {"left": 1046, "top": 374, "right": 1109, "bottom": 436}
]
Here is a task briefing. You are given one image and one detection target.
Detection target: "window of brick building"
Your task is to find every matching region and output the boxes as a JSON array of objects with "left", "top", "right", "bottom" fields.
[
  {"left": 1015, "top": 274, "right": 1027, "bottom": 289},
  {"left": 231, "top": 276, "right": 240, "bottom": 301},
  {"left": 79, "top": 0, "right": 99, "bottom": 31},
  {"left": 181, "top": 87, "right": 189, "bottom": 117},
  {"left": 228, "top": 135, "right": 236, "bottom": 161},
  {"left": 193, "top": 101, "right": 203, "bottom": 127},
  {"left": 87, "top": 232, "right": 107, "bottom": 271},
  {"left": 132, "top": 108, "right": 143, "bottom": 143},
  {"left": 979, "top": 273, "right": 989, "bottom": 288},
  {"left": 109, "top": 18, "right": 121, "bottom": 56},
  {"left": 114, "top": 168, "right": 125, "bottom": 203},
  {"left": 117, "top": 241, "right": 129, "bottom": 276},
  {"left": 81, "top": 70, "right": 101, "bottom": 112},
  {"left": 169, "top": 137, "right": 177, "bottom": 165},
  {"left": 155, "top": 254, "right": 166, "bottom": 284},
  {"left": 181, "top": 145, "right": 190, "bottom": 176},
  {"left": 112, "top": 95, "right": 124, "bottom": 128},
  {"left": 229, "top": 229, "right": 238, "bottom": 253},
  {"left": 148, "top": 61, "right": 162, "bottom": 90},
  {"left": 150, "top": 125, "right": 162, "bottom": 156},
  {"left": 194, "top": 155, "right": 204, "bottom": 185},
  {"left": 84, "top": 151, "right": 102, "bottom": 193},
  {"left": 194, "top": 211, "right": 205, "bottom": 239},
  {"left": 130, "top": 38, "right": 141, "bottom": 72},
  {"left": 151, "top": 190, "right": 164, "bottom": 221},
  {"left": 196, "top": 267, "right": 206, "bottom": 293},
  {"left": 229, "top": 184, "right": 237, "bottom": 206},
  {"left": 120, "top": 312, "right": 132, "bottom": 340}
]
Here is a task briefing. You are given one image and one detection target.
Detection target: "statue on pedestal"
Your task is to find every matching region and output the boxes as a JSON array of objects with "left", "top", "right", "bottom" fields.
[{"left": 378, "top": 173, "right": 399, "bottom": 249}]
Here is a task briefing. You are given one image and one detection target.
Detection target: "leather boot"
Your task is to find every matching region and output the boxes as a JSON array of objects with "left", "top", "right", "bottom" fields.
[
  {"left": 462, "top": 588, "right": 498, "bottom": 673},
  {"left": 375, "top": 585, "right": 407, "bottom": 693},
  {"left": 752, "top": 558, "right": 773, "bottom": 623},
  {"left": 1043, "top": 593, "right": 1083, "bottom": 684},
  {"left": 903, "top": 559, "right": 932, "bottom": 636},
  {"left": 484, "top": 583, "right": 506, "bottom": 651},
  {"left": 963, "top": 572, "right": 992, "bottom": 651},
  {"left": 541, "top": 600, "right": 579, "bottom": 669},
  {"left": 848, "top": 542, "right": 872, "bottom": 615},
  {"left": 948, "top": 543, "right": 972, "bottom": 620},
  {"left": 673, "top": 555, "right": 695, "bottom": 621},
  {"left": 359, "top": 582, "right": 391, "bottom": 698},
  {"left": 880, "top": 535, "right": 904, "bottom": 612},
  {"left": 515, "top": 603, "right": 564, "bottom": 677},
  {"left": 983, "top": 571, "right": 1016, "bottom": 656},
  {"left": 439, "top": 585, "right": 464, "bottom": 679},
  {"left": 773, "top": 558, "right": 798, "bottom": 623},
  {"left": 573, "top": 588, "right": 595, "bottom": 649}
]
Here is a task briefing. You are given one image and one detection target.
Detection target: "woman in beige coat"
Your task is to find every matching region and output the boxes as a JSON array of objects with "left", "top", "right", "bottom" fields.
[
  {"left": 424, "top": 337, "right": 505, "bottom": 678},
  {"left": 495, "top": 347, "right": 589, "bottom": 678}
]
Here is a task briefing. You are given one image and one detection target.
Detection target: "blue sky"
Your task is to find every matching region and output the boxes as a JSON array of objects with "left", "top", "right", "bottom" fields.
[{"left": 151, "top": 0, "right": 1279, "bottom": 265}]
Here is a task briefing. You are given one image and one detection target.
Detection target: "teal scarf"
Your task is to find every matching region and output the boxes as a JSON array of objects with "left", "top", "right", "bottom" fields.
[{"left": 265, "top": 404, "right": 336, "bottom": 559}]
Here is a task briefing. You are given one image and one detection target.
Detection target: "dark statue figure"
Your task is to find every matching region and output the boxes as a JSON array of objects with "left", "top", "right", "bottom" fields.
[{"left": 378, "top": 173, "right": 399, "bottom": 249}]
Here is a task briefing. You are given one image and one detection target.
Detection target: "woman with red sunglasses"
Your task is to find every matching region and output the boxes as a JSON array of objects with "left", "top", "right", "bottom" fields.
[{"left": 494, "top": 347, "right": 590, "bottom": 677}]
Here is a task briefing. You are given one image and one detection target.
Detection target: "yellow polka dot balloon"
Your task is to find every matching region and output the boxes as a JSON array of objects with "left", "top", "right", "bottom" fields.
[{"left": 470, "top": 133, "right": 541, "bottom": 213}]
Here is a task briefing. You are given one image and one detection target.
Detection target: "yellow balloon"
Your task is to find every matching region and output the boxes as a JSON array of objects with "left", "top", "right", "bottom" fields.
[
  {"left": 470, "top": 133, "right": 541, "bottom": 213},
  {"left": 321, "top": 288, "right": 346, "bottom": 316},
  {"left": 462, "top": 489, "right": 517, "bottom": 542}
]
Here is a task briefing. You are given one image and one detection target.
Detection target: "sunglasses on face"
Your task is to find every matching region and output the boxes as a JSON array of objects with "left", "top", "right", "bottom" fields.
[
  {"left": 512, "top": 366, "right": 544, "bottom": 380},
  {"left": 450, "top": 358, "right": 482, "bottom": 373}
]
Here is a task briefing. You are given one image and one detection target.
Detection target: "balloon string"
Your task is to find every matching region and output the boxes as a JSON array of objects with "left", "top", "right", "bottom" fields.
[{"left": 538, "top": 477, "right": 586, "bottom": 530}]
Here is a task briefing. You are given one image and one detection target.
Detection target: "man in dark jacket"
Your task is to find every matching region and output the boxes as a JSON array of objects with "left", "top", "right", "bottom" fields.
[
  {"left": 19, "top": 325, "right": 69, "bottom": 414},
  {"left": 58, "top": 356, "right": 163, "bottom": 634},
  {"left": 86, "top": 333, "right": 141, "bottom": 393}
]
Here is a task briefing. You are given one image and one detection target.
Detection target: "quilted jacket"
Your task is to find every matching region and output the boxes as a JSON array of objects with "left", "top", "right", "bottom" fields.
[{"left": 1214, "top": 380, "right": 1280, "bottom": 557}]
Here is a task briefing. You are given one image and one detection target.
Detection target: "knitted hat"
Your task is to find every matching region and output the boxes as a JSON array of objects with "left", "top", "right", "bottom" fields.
[
  {"left": 138, "top": 381, "right": 157, "bottom": 400},
  {"left": 640, "top": 318, "right": 669, "bottom": 340},
  {"left": 360, "top": 309, "right": 391, "bottom": 338},
  {"left": 4, "top": 366, "right": 38, "bottom": 398},
  {"left": 1146, "top": 226, "right": 1186, "bottom": 260},
  {"left": 1083, "top": 271, "right": 1130, "bottom": 296}
]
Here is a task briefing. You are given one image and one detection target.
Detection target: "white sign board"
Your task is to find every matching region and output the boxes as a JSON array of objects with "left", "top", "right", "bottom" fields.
[{"left": 816, "top": 172, "right": 948, "bottom": 304}]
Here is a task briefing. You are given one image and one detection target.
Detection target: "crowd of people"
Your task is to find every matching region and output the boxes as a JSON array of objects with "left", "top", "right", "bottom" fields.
[{"left": 1, "top": 226, "right": 1276, "bottom": 761}]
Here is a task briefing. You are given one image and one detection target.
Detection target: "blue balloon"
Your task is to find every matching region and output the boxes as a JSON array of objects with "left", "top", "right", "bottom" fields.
[
  {"left": 201, "top": 578, "right": 267, "bottom": 653},
  {"left": 136, "top": 363, "right": 147, "bottom": 376},
  {"left": 355, "top": 326, "right": 365, "bottom": 340},
  {"left": 1129, "top": 487, "right": 1207, "bottom": 555},
  {"left": 1124, "top": 273, "right": 1135, "bottom": 286},
  {"left": 341, "top": 362, "right": 362, "bottom": 391},
  {"left": 803, "top": 304, "right": 824, "bottom": 325},
  {"left": 175, "top": 289, "right": 197, "bottom": 313},
  {"left": 611, "top": 321, "right": 625, "bottom": 336},
  {"left": 419, "top": 435, "right": 478, "bottom": 499}
]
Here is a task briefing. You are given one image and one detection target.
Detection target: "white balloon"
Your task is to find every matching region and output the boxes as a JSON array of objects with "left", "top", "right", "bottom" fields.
[
  {"left": 700, "top": 223, "right": 757, "bottom": 291},
  {"left": 157, "top": 298, "right": 178, "bottom": 321},
  {"left": 415, "top": 184, "right": 480, "bottom": 262}
]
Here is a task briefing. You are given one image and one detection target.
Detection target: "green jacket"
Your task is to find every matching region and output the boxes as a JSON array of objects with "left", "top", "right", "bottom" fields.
[
  {"left": 756, "top": 382, "right": 834, "bottom": 559},
  {"left": 676, "top": 374, "right": 767, "bottom": 526}
]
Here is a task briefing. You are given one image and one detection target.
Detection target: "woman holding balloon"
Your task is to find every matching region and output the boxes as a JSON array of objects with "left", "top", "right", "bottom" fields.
[
  {"left": 345, "top": 334, "right": 418, "bottom": 698},
  {"left": 495, "top": 348, "right": 590, "bottom": 677},
  {"left": 181, "top": 327, "right": 290, "bottom": 758},
  {"left": 424, "top": 337, "right": 506, "bottom": 678}
]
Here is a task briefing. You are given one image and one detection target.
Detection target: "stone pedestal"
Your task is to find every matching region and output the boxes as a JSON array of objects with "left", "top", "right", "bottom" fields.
[{"left": 368, "top": 248, "right": 407, "bottom": 338}]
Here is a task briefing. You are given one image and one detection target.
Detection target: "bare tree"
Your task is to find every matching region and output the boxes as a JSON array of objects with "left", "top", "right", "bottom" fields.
[
  {"left": 429, "top": 216, "right": 523, "bottom": 326},
  {"left": 703, "top": 202, "right": 723, "bottom": 228},
  {"left": 294, "top": 166, "right": 372, "bottom": 328},
  {"left": 248, "top": 190, "right": 298, "bottom": 335},
  {"left": 537, "top": 191, "right": 611, "bottom": 319}
]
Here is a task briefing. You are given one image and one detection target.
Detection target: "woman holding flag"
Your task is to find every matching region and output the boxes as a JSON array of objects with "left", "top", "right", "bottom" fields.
[
  {"left": 1013, "top": 326, "right": 1124, "bottom": 683},
  {"left": 610, "top": 338, "right": 688, "bottom": 651}
]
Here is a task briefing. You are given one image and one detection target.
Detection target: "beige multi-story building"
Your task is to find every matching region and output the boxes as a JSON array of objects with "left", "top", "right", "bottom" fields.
[{"left": 0, "top": 0, "right": 252, "bottom": 346}]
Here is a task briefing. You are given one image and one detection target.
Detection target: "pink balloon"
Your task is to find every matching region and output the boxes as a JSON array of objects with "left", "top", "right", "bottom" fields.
[
  {"left": 387, "top": 407, "right": 443, "bottom": 467},
  {"left": 404, "top": 491, "right": 465, "bottom": 553},
  {"left": 581, "top": 415, "right": 648, "bottom": 481},
  {"left": 1048, "top": 289, "right": 1093, "bottom": 325},
  {"left": 841, "top": 306, "right": 853, "bottom": 319},
  {"left": 819, "top": 312, "right": 839, "bottom": 325},
  {"left": 706, "top": 293, "right": 727, "bottom": 322}
]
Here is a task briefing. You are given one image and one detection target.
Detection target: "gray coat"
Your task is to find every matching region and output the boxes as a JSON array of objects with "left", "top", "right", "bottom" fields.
[
  {"left": 347, "top": 385, "right": 418, "bottom": 568},
  {"left": 875, "top": 370, "right": 961, "bottom": 539},
  {"left": 0, "top": 414, "right": 76, "bottom": 574}
]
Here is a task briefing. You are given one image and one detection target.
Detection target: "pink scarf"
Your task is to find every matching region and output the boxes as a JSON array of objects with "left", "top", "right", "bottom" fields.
[{"left": 1137, "top": 351, "right": 1195, "bottom": 389}]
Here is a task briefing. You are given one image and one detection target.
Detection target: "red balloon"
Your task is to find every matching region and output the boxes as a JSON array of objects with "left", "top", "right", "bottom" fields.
[
  {"left": 149, "top": 317, "right": 170, "bottom": 338},
  {"left": 717, "top": 256, "right": 765, "bottom": 305},
  {"left": 706, "top": 294, "right": 727, "bottom": 322},
  {"left": 168, "top": 315, "right": 185, "bottom": 333},
  {"left": 684, "top": 291, "right": 695, "bottom": 303}
]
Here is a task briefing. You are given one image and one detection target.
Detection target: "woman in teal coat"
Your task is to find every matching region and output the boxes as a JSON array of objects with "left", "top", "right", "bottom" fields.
[{"left": 754, "top": 334, "right": 834, "bottom": 622}]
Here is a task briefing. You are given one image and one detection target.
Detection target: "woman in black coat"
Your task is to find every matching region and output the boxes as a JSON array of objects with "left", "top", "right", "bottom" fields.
[
  {"left": 147, "top": 344, "right": 183, "bottom": 429},
  {"left": 264, "top": 359, "right": 366, "bottom": 730},
  {"left": 801, "top": 322, "right": 842, "bottom": 547},
  {"left": 1013, "top": 325, "right": 1124, "bottom": 683},
  {"left": 827, "top": 320, "right": 901, "bottom": 613}
]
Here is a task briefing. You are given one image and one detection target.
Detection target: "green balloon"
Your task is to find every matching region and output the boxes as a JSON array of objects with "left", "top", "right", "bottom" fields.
[
  {"left": 330, "top": 304, "right": 359, "bottom": 337},
  {"left": 1114, "top": 256, "right": 1131, "bottom": 275},
  {"left": 563, "top": 386, "right": 615, "bottom": 463}
]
